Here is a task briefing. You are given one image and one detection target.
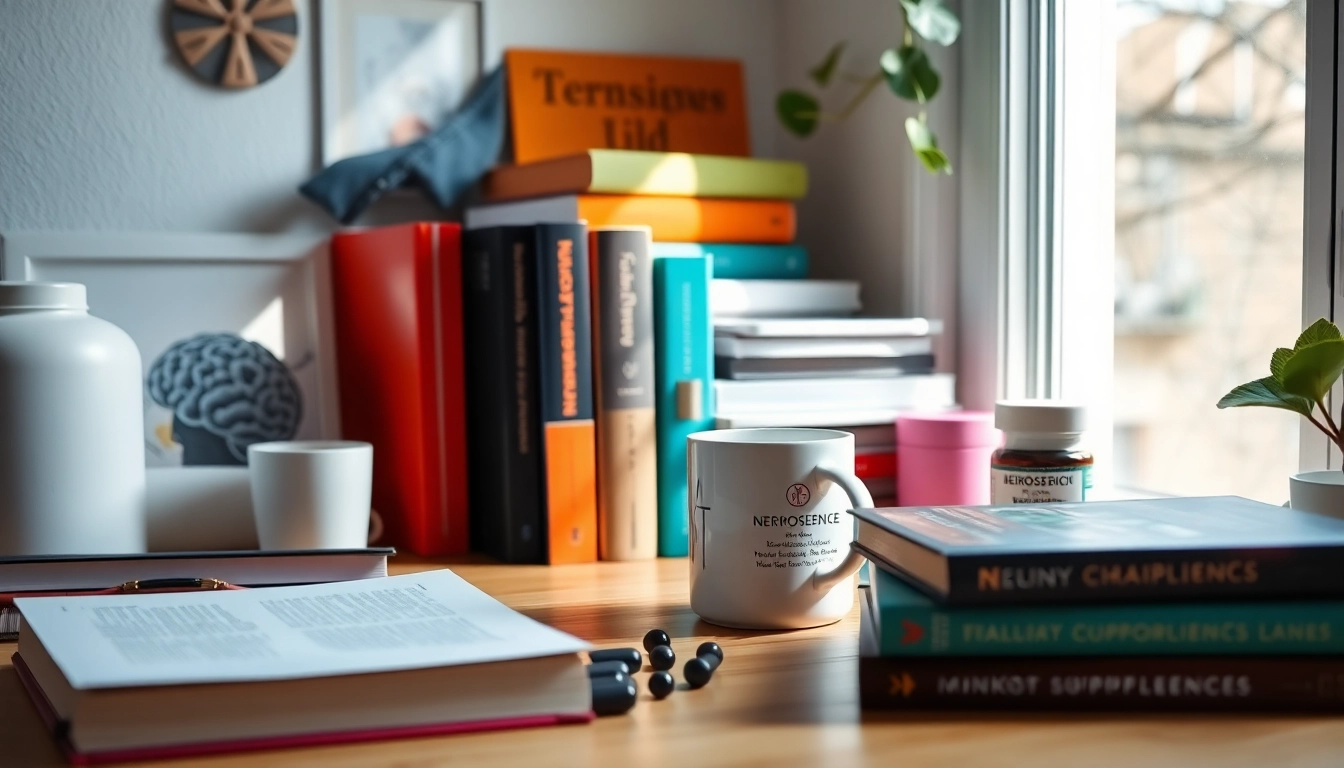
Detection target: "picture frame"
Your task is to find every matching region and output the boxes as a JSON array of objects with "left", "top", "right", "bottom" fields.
[
  {"left": 0, "top": 232, "right": 341, "bottom": 469},
  {"left": 318, "top": 0, "right": 483, "bottom": 166}
]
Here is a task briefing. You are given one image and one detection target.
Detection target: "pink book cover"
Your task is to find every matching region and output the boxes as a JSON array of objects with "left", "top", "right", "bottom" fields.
[{"left": 12, "top": 654, "right": 594, "bottom": 765}]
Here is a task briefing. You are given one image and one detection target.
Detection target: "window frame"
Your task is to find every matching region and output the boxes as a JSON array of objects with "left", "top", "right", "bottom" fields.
[
  {"left": 959, "top": 0, "right": 1332, "bottom": 490},
  {"left": 1302, "top": 0, "right": 1339, "bottom": 472}
]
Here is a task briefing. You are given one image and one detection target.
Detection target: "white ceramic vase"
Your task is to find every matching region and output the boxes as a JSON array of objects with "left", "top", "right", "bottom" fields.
[{"left": 1289, "top": 471, "right": 1344, "bottom": 518}]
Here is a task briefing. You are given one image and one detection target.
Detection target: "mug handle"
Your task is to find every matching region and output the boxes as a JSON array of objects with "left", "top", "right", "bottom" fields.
[{"left": 810, "top": 463, "right": 872, "bottom": 593}]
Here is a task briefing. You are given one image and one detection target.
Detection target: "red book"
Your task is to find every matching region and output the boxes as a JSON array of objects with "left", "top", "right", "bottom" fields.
[
  {"left": 15, "top": 654, "right": 591, "bottom": 765},
  {"left": 854, "top": 450, "right": 896, "bottom": 480},
  {"left": 331, "top": 224, "right": 469, "bottom": 555}
]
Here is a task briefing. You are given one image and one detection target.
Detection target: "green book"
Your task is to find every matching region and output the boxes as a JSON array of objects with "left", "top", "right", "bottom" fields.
[
  {"left": 873, "top": 566, "right": 1344, "bottom": 656},
  {"left": 483, "top": 149, "right": 808, "bottom": 201}
]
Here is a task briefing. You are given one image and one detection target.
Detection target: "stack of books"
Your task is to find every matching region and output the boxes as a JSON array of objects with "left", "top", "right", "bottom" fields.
[
  {"left": 855, "top": 496, "right": 1344, "bottom": 711},
  {"left": 712, "top": 317, "right": 954, "bottom": 505},
  {"left": 465, "top": 148, "right": 814, "bottom": 560},
  {"left": 466, "top": 51, "right": 818, "bottom": 561}
]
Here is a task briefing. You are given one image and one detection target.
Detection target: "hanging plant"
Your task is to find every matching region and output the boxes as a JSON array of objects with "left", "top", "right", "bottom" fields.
[{"left": 776, "top": 0, "right": 960, "bottom": 175}]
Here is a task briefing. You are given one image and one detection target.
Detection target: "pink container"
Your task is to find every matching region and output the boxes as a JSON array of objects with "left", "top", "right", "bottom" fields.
[{"left": 896, "top": 411, "right": 997, "bottom": 506}]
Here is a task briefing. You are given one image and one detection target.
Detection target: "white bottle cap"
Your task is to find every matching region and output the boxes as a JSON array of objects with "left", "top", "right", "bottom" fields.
[
  {"left": 0, "top": 282, "right": 87, "bottom": 311},
  {"left": 995, "top": 399, "right": 1088, "bottom": 434}
]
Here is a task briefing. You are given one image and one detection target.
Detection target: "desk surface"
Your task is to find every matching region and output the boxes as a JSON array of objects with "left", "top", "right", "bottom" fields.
[{"left": 3, "top": 557, "right": 1342, "bottom": 767}]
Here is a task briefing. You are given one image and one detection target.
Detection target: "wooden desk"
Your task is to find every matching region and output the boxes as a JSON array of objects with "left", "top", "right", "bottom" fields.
[{"left": 2, "top": 558, "right": 1342, "bottom": 767}]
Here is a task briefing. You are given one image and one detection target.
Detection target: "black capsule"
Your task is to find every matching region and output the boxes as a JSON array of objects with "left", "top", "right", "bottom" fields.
[
  {"left": 695, "top": 641, "right": 723, "bottom": 661},
  {"left": 684, "top": 653, "right": 722, "bottom": 689},
  {"left": 590, "top": 674, "right": 638, "bottom": 716},
  {"left": 586, "top": 659, "right": 630, "bottom": 678},
  {"left": 642, "top": 628, "right": 671, "bottom": 652},
  {"left": 649, "top": 644, "right": 675, "bottom": 671},
  {"left": 648, "top": 670, "right": 675, "bottom": 699},
  {"left": 589, "top": 647, "right": 642, "bottom": 670}
]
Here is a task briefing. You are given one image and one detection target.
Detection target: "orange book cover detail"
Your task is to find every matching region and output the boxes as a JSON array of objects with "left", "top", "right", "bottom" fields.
[
  {"left": 505, "top": 49, "right": 750, "bottom": 164},
  {"left": 574, "top": 196, "right": 795, "bottom": 244},
  {"left": 544, "top": 422, "right": 598, "bottom": 564}
]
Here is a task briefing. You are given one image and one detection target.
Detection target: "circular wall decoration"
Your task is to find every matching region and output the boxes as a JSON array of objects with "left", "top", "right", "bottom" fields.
[{"left": 171, "top": 0, "right": 299, "bottom": 89}]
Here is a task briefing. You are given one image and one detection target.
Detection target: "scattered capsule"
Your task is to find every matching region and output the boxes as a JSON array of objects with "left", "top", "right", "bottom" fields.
[
  {"left": 642, "top": 628, "right": 671, "bottom": 652},
  {"left": 648, "top": 670, "right": 675, "bottom": 700},
  {"left": 589, "top": 647, "right": 643, "bottom": 670},
  {"left": 684, "top": 653, "right": 722, "bottom": 689},
  {"left": 649, "top": 644, "right": 676, "bottom": 671},
  {"left": 695, "top": 641, "right": 723, "bottom": 662},
  {"left": 586, "top": 659, "right": 630, "bottom": 678},
  {"left": 590, "top": 673, "right": 638, "bottom": 716}
]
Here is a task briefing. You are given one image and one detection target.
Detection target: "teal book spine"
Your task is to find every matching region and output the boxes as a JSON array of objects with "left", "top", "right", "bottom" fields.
[
  {"left": 651, "top": 243, "right": 807, "bottom": 279},
  {"left": 652, "top": 255, "right": 714, "bottom": 557},
  {"left": 874, "top": 568, "right": 1344, "bottom": 656}
]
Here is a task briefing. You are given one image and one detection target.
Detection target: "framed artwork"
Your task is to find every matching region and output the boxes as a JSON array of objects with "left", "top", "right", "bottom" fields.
[
  {"left": 0, "top": 232, "right": 341, "bottom": 469},
  {"left": 319, "top": 0, "right": 483, "bottom": 165}
]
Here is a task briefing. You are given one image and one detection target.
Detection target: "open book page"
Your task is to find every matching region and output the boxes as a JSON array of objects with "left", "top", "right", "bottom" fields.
[{"left": 15, "top": 569, "right": 589, "bottom": 690}]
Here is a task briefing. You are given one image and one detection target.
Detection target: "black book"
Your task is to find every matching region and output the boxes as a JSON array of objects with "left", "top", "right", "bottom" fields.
[
  {"left": 856, "top": 584, "right": 1344, "bottom": 711},
  {"left": 462, "top": 226, "right": 545, "bottom": 564},
  {"left": 852, "top": 496, "right": 1344, "bottom": 605}
]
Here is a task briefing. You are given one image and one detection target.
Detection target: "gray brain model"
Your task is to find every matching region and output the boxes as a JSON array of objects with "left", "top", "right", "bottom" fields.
[{"left": 146, "top": 333, "right": 303, "bottom": 465}]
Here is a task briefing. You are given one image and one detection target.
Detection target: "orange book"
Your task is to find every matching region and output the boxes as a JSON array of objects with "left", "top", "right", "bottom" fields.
[
  {"left": 504, "top": 49, "right": 750, "bottom": 164},
  {"left": 466, "top": 195, "right": 796, "bottom": 244},
  {"left": 534, "top": 224, "right": 599, "bottom": 564}
]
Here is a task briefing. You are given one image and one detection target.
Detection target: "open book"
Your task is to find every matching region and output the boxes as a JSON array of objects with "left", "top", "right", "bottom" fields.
[{"left": 14, "top": 569, "right": 592, "bottom": 763}]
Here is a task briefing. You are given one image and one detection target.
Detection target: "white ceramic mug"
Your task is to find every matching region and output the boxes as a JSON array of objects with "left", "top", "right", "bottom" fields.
[
  {"left": 688, "top": 428, "right": 871, "bottom": 629},
  {"left": 248, "top": 441, "right": 376, "bottom": 550}
]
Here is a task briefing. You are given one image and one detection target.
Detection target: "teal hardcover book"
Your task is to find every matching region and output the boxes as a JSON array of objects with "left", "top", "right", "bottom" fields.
[
  {"left": 652, "top": 243, "right": 807, "bottom": 279},
  {"left": 652, "top": 255, "right": 714, "bottom": 557},
  {"left": 873, "top": 566, "right": 1344, "bottom": 656}
]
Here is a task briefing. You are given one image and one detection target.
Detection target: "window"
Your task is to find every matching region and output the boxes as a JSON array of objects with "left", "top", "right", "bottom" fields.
[
  {"left": 957, "top": 0, "right": 1327, "bottom": 503},
  {"left": 1112, "top": 1, "right": 1307, "bottom": 501}
]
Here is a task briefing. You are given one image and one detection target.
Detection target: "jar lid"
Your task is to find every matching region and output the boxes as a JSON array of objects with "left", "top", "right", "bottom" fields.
[
  {"left": 995, "top": 399, "right": 1087, "bottom": 434},
  {"left": 0, "top": 282, "right": 87, "bottom": 310},
  {"left": 896, "top": 410, "right": 997, "bottom": 449}
]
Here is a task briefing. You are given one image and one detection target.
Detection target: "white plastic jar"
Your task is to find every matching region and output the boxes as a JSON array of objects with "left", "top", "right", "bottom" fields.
[{"left": 0, "top": 282, "right": 146, "bottom": 554}]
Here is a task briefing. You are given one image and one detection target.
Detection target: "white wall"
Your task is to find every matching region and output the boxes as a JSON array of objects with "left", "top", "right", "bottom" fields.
[
  {"left": 0, "top": 0, "right": 780, "bottom": 233},
  {"left": 0, "top": 0, "right": 328, "bottom": 232},
  {"left": 774, "top": 0, "right": 959, "bottom": 360},
  {"left": 0, "top": 0, "right": 960, "bottom": 345}
]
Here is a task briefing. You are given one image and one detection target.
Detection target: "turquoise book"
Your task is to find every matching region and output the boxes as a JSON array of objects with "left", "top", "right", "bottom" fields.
[
  {"left": 652, "top": 254, "right": 714, "bottom": 557},
  {"left": 651, "top": 243, "right": 807, "bottom": 279},
  {"left": 873, "top": 566, "right": 1344, "bottom": 657}
]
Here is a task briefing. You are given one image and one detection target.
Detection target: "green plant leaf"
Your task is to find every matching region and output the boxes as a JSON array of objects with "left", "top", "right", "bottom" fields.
[
  {"left": 900, "top": 0, "right": 961, "bottom": 46},
  {"left": 1270, "top": 347, "right": 1293, "bottom": 381},
  {"left": 1217, "top": 376, "right": 1314, "bottom": 418},
  {"left": 776, "top": 90, "right": 821, "bottom": 138},
  {"left": 904, "top": 116, "right": 952, "bottom": 174},
  {"left": 880, "top": 46, "right": 940, "bottom": 103},
  {"left": 1295, "top": 317, "right": 1343, "bottom": 350},
  {"left": 809, "top": 42, "right": 846, "bottom": 87},
  {"left": 1280, "top": 339, "right": 1344, "bottom": 403}
]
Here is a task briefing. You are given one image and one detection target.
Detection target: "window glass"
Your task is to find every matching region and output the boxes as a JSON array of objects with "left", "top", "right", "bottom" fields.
[{"left": 1113, "top": 0, "right": 1306, "bottom": 501}]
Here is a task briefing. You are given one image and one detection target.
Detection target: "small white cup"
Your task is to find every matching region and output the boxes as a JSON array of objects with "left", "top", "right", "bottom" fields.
[{"left": 247, "top": 441, "right": 374, "bottom": 550}]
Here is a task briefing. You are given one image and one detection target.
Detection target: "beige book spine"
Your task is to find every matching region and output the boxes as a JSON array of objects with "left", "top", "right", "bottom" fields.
[{"left": 597, "top": 408, "right": 658, "bottom": 561}]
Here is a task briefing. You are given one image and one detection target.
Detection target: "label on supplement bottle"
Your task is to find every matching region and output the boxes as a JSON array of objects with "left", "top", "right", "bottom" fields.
[{"left": 990, "top": 465, "right": 1092, "bottom": 504}]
